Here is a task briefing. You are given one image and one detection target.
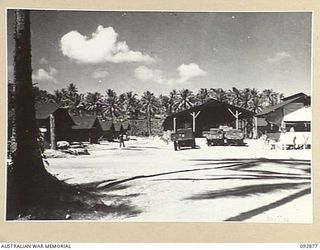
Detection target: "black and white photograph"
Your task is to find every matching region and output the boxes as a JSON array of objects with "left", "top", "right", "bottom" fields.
[{"left": 6, "top": 9, "right": 312, "bottom": 222}]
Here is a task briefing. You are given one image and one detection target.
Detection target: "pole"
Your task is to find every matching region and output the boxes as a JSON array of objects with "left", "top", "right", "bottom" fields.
[
  {"left": 228, "top": 108, "right": 241, "bottom": 129},
  {"left": 50, "top": 114, "right": 56, "bottom": 150},
  {"left": 236, "top": 110, "right": 239, "bottom": 129},
  {"left": 254, "top": 116, "right": 258, "bottom": 139},
  {"left": 173, "top": 117, "right": 176, "bottom": 133},
  {"left": 190, "top": 111, "right": 201, "bottom": 133},
  {"left": 192, "top": 112, "right": 195, "bottom": 132}
]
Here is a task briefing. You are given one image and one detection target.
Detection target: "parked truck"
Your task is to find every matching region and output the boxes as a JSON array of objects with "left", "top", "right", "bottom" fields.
[
  {"left": 171, "top": 128, "right": 196, "bottom": 151},
  {"left": 224, "top": 129, "right": 245, "bottom": 146},
  {"left": 203, "top": 127, "right": 245, "bottom": 146},
  {"left": 202, "top": 128, "right": 224, "bottom": 146}
]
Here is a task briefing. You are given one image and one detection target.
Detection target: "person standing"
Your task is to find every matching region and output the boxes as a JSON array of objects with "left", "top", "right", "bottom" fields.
[{"left": 119, "top": 133, "right": 125, "bottom": 148}]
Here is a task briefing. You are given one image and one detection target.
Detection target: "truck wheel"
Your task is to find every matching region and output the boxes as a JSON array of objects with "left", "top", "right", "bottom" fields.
[{"left": 174, "top": 142, "right": 178, "bottom": 151}]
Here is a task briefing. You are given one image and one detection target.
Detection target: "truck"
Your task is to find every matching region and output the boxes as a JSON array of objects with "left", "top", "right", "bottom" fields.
[
  {"left": 203, "top": 127, "right": 245, "bottom": 146},
  {"left": 224, "top": 129, "right": 245, "bottom": 146},
  {"left": 171, "top": 128, "right": 196, "bottom": 151},
  {"left": 202, "top": 128, "right": 224, "bottom": 146}
]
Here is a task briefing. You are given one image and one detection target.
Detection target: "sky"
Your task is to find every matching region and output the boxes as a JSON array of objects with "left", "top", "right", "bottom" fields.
[{"left": 7, "top": 10, "right": 312, "bottom": 97}]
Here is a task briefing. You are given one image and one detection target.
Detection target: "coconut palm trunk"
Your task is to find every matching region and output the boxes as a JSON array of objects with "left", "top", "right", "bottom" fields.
[{"left": 7, "top": 10, "right": 55, "bottom": 218}]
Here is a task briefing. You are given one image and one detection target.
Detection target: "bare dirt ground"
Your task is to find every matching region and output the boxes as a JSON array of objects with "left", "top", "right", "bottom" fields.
[{"left": 45, "top": 137, "right": 312, "bottom": 222}]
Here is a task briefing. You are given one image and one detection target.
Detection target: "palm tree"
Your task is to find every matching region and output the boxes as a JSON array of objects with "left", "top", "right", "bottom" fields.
[
  {"left": 33, "top": 86, "right": 55, "bottom": 104},
  {"left": 103, "top": 89, "right": 120, "bottom": 122},
  {"left": 65, "top": 83, "right": 80, "bottom": 115},
  {"left": 7, "top": 9, "right": 57, "bottom": 218},
  {"left": 210, "top": 88, "right": 227, "bottom": 102},
  {"left": 262, "top": 89, "right": 281, "bottom": 107},
  {"left": 228, "top": 87, "right": 243, "bottom": 107},
  {"left": 159, "top": 94, "right": 171, "bottom": 116},
  {"left": 85, "top": 92, "right": 103, "bottom": 116},
  {"left": 176, "top": 89, "right": 194, "bottom": 111},
  {"left": 123, "top": 91, "right": 141, "bottom": 119},
  {"left": 249, "top": 94, "right": 264, "bottom": 113},
  {"left": 168, "top": 89, "right": 179, "bottom": 114},
  {"left": 53, "top": 88, "right": 69, "bottom": 105},
  {"left": 240, "top": 88, "right": 252, "bottom": 110},
  {"left": 196, "top": 88, "right": 211, "bottom": 105},
  {"left": 141, "top": 91, "right": 159, "bottom": 136}
]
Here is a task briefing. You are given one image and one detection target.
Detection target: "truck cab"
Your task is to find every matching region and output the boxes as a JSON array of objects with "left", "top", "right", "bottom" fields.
[{"left": 171, "top": 128, "right": 196, "bottom": 151}]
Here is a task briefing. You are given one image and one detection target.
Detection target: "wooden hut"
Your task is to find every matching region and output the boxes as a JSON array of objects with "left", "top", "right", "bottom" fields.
[
  {"left": 99, "top": 119, "right": 115, "bottom": 141},
  {"left": 71, "top": 116, "right": 102, "bottom": 144},
  {"left": 35, "top": 103, "right": 74, "bottom": 149}
]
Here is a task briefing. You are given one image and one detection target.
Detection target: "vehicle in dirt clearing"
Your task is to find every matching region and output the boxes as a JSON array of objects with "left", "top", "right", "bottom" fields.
[
  {"left": 171, "top": 128, "right": 196, "bottom": 151},
  {"left": 203, "top": 127, "right": 245, "bottom": 146}
]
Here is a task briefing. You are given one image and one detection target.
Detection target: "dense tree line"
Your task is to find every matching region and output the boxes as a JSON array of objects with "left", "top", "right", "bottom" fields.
[
  {"left": 27, "top": 84, "right": 284, "bottom": 120},
  {"left": 8, "top": 82, "right": 284, "bottom": 137}
]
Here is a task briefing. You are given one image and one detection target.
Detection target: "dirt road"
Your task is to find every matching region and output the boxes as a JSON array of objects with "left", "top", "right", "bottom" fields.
[{"left": 45, "top": 137, "right": 312, "bottom": 222}]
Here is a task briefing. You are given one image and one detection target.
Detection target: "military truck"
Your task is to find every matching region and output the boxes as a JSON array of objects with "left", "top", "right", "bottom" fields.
[
  {"left": 171, "top": 128, "right": 196, "bottom": 151},
  {"left": 224, "top": 129, "right": 245, "bottom": 146},
  {"left": 202, "top": 128, "right": 224, "bottom": 146},
  {"left": 203, "top": 127, "right": 245, "bottom": 146}
]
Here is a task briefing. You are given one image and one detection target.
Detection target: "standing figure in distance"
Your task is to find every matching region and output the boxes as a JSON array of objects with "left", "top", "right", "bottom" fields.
[{"left": 119, "top": 133, "right": 125, "bottom": 148}]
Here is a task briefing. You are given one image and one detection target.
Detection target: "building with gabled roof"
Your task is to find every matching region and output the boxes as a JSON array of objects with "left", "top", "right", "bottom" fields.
[
  {"left": 35, "top": 103, "right": 74, "bottom": 148},
  {"left": 163, "top": 99, "right": 254, "bottom": 137},
  {"left": 99, "top": 119, "right": 114, "bottom": 141},
  {"left": 256, "top": 92, "right": 310, "bottom": 135},
  {"left": 71, "top": 115, "right": 102, "bottom": 143}
]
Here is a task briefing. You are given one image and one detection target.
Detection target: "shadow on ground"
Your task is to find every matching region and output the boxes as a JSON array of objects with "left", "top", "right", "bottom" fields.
[
  {"left": 225, "top": 188, "right": 311, "bottom": 221},
  {"left": 63, "top": 182, "right": 143, "bottom": 220},
  {"left": 185, "top": 182, "right": 310, "bottom": 200}
]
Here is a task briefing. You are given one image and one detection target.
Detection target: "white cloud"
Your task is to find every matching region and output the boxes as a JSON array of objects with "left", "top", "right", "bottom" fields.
[
  {"left": 60, "top": 25, "right": 156, "bottom": 64},
  {"left": 267, "top": 51, "right": 291, "bottom": 63},
  {"left": 48, "top": 66, "right": 57, "bottom": 76},
  {"left": 92, "top": 69, "right": 109, "bottom": 79},
  {"left": 39, "top": 57, "right": 49, "bottom": 64},
  {"left": 134, "top": 63, "right": 206, "bottom": 85},
  {"left": 134, "top": 66, "right": 164, "bottom": 83},
  {"left": 177, "top": 63, "right": 206, "bottom": 83},
  {"left": 32, "top": 66, "right": 58, "bottom": 83}
]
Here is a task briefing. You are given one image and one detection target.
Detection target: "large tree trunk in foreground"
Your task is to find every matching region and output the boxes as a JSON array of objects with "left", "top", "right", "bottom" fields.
[
  {"left": 7, "top": 10, "right": 110, "bottom": 220},
  {"left": 6, "top": 10, "right": 55, "bottom": 218}
]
